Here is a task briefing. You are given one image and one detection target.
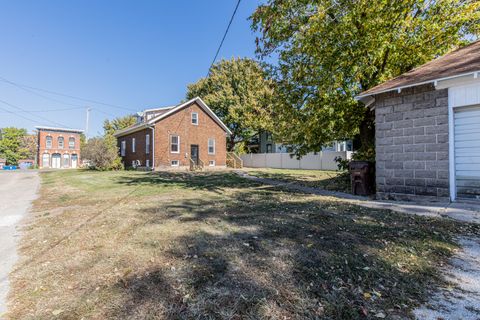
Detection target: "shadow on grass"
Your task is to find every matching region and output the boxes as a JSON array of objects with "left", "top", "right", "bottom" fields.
[
  {"left": 115, "top": 171, "right": 260, "bottom": 194},
  {"left": 106, "top": 174, "right": 480, "bottom": 319},
  {"left": 249, "top": 170, "right": 352, "bottom": 193}
]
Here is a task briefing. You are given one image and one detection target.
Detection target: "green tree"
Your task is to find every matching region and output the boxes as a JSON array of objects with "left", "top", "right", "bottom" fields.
[
  {"left": 0, "top": 127, "right": 31, "bottom": 165},
  {"left": 186, "top": 57, "right": 275, "bottom": 151},
  {"left": 103, "top": 115, "right": 136, "bottom": 136},
  {"left": 81, "top": 136, "right": 122, "bottom": 170},
  {"left": 251, "top": 0, "right": 480, "bottom": 157}
]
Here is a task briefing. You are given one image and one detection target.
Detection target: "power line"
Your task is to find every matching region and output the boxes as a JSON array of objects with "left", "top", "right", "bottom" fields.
[
  {"left": 0, "top": 106, "right": 85, "bottom": 114},
  {"left": 0, "top": 98, "right": 72, "bottom": 128},
  {"left": 0, "top": 75, "right": 137, "bottom": 112},
  {"left": 0, "top": 105, "right": 41, "bottom": 124},
  {"left": 206, "top": 0, "right": 242, "bottom": 77}
]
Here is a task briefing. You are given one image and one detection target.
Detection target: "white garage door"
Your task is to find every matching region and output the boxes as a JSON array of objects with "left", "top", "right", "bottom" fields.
[{"left": 454, "top": 105, "right": 480, "bottom": 199}]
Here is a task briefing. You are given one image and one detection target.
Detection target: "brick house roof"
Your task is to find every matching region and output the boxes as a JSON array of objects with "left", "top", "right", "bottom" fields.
[
  {"left": 114, "top": 97, "right": 232, "bottom": 137},
  {"left": 357, "top": 40, "right": 480, "bottom": 98}
]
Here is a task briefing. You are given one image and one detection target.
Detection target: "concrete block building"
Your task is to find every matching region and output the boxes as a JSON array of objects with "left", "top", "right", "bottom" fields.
[{"left": 357, "top": 41, "right": 480, "bottom": 201}]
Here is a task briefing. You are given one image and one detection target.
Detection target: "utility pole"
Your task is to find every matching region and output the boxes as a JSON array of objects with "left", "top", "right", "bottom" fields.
[{"left": 85, "top": 107, "right": 91, "bottom": 138}]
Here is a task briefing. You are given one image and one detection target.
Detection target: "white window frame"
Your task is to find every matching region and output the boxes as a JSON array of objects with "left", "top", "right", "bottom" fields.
[
  {"left": 46, "top": 136, "right": 52, "bottom": 149},
  {"left": 58, "top": 136, "right": 64, "bottom": 149},
  {"left": 68, "top": 137, "right": 75, "bottom": 149},
  {"left": 146, "top": 159, "right": 150, "bottom": 167},
  {"left": 208, "top": 138, "right": 215, "bottom": 155},
  {"left": 132, "top": 138, "right": 136, "bottom": 153},
  {"left": 121, "top": 140, "right": 126, "bottom": 156},
  {"left": 209, "top": 160, "right": 215, "bottom": 167},
  {"left": 171, "top": 160, "right": 179, "bottom": 167},
  {"left": 146, "top": 134, "right": 150, "bottom": 154},
  {"left": 191, "top": 112, "right": 198, "bottom": 125},
  {"left": 170, "top": 135, "right": 180, "bottom": 153}
]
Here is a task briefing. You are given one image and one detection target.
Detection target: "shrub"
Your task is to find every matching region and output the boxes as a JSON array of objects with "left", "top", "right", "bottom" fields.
[{"left": 81, "top": 136, "right": 123, "bottom": 171}]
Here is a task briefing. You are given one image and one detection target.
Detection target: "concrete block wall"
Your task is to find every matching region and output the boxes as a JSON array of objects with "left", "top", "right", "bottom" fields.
[{"left": 374, "top": 84, "right": 449, "bottom": 200}]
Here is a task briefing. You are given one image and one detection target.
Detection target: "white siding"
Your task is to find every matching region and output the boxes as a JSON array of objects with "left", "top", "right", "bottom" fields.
[{"left": 454, "top": 105, "right": 480, "bottom": 199}]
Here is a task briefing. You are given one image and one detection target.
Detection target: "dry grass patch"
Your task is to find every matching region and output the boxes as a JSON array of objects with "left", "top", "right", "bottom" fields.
[{"left": 6, "top": 170, "right": 480, "bottom": 319}]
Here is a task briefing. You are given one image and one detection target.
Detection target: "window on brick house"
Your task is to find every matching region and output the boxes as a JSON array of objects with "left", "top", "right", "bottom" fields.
[
  {"left": 191, "top": 112, "right": 198, "bottom": 125},
  {"left": 208, "top": 138, "right": 215, "bottom": 154},
  {"left": 46, "top": 136, "right": 52, "bottom": 149},
  {"left": 69, "top": 137, "right": 75, "bottom": 149},
  {"left": 146, "top": 134, "right": 150, "bottom": 154},
  {"left": 170, "top": 135, "right": 179, "bottom": 153},
  {"left": 121, "top": 140, "right": 126, "bottom": 156},
  {"left": 58, "top": 137, "right": 64, "bottom": 149},
  {"left": 132, "top": 138, "right": 136, "bottom": 153}
]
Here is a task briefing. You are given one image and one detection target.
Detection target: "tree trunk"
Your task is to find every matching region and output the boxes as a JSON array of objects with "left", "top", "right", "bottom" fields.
[
  {"left": 358, "top": 107, "right": 375, "bottom": 153},
  {"left": 228, "top": 135, "right": 236, "bottom": 152}
]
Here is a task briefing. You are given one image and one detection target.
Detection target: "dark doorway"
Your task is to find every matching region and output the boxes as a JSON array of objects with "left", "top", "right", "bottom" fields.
[{"left": 191, "top": 144, "right": 199, "bottom": 165}]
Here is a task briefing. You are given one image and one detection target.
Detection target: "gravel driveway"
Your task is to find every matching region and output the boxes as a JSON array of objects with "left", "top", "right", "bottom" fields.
[{"left": 0, "top": 170, "right": 39, "bottom": 316}]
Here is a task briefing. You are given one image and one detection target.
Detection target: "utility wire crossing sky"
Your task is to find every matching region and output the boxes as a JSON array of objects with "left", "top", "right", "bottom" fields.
[{"left": 0, "top": 0, "right": 260, "bottom": 136}]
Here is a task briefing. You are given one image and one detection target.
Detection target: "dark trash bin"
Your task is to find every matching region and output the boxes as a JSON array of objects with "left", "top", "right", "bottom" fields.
[{"left": 349, "top": 161, "right": 375, "bottom": 196}]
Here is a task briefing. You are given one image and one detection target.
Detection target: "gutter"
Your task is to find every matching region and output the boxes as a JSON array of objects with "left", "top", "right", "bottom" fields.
[
  {"left": 147, "top": 125, "right": 155, "bottom": 170},
  {"left": 355, "top": 70, "right": 480, "bottom": 101}
]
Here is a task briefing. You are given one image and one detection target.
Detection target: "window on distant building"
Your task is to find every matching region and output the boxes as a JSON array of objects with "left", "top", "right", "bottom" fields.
[
  {"left": 170, "top": 135, "right": 179, "bottom": 153},
  {"left": 46, "top": 136, "right": 52, "bottom": 149},
  {"left": 209, "top": 160, "right": 215, "bottom": 166},
  {"left": 69, "top": 137, "right": 75, "bottom": 149},
  {"left": 121, "top": 140, "right": 126, "bottom": 156},
  {"left": 266, "top": 132, "right": 272, "bottom": 141},
  {"left": 146, "top": 134, "right": 150, "bottom": 154},
  {"left": 266, "top": 144, "right": 272, "bottom": 153},
  {"left": 58, "top": 137, "right": 64, "bottom": 149},
  {"left": 208, "top": 138, "right": 215, "bottom": 154},
  {"left": 191, "top": 112, "right": 198, "bottom": 125},
  {"left": 132, "top": 138, "right": 136, "bottom": 153}
]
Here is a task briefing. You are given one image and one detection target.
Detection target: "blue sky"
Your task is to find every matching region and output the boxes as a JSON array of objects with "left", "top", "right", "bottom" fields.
[{"left": 0, "top": 0, "right": 263, "bottom": 136}]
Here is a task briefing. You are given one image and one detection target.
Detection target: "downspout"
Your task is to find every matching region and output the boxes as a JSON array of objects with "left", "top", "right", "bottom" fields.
[{"left": 148, "top": 125, "right": 155, "bottom": 170}]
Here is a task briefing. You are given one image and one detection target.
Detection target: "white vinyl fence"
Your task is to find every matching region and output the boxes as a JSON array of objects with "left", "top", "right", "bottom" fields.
[{"left": 240, "top": 151, "right": 353, "bottom": 171}]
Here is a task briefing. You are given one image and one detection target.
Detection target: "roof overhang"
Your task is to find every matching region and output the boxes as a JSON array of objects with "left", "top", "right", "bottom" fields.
[
  {"left": 35, "top": 126, "right": 84, "bottom": 133},
  {"left": 356, "top": 70, "right": 480, "bottom": 106},
  {"left": 113, "top": 123, "right": 149, "bottom": 137}
]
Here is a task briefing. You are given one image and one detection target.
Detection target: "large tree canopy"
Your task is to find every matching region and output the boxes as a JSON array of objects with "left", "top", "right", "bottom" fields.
[
  {"left": 103, "top": 115, "right": 137, "bottom": 136},
  {"left": 251, "top": 0, "right": 480, "bottom": 157},
  {"left": 186, "top": 57, "right": 275, "bottom": 151},
  {"left": 0, "top": 127, "right": 35, "bottom": 165}
]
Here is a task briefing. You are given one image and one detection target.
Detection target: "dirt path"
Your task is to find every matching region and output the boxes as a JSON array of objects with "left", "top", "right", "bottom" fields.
[
  {"left": 0, "top": 171, "right": 39, "bottom": 317},
  {"left": 414, "top": 237, "right": 480, "bottom": 320}
]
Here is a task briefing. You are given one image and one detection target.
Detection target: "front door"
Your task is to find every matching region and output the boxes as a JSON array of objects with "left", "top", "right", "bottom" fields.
[
  {"left": 52, "top": 153, "right": 61, "bottom": 169},
  {"left": 71, "top": 154, "right": 78, "bottom": 168},
  {"left": 190, "top": 145, "right": 199, "bottom": 165}
]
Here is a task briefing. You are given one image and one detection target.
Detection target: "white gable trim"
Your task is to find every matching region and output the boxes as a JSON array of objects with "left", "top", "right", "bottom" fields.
[{"left": 148, "top": 97, "right": 232, "bottom": 135}]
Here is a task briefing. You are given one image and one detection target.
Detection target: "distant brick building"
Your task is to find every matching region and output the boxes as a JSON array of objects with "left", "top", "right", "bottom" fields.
[
  {"left": 36, "top": 126, "right": 83, "bottom": 169},
  {"left": 114, "top": 97, "right": 231, "bottom": 169}
]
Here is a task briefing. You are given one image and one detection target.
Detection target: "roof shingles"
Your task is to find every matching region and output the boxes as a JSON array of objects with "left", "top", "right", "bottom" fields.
[{"left": 358, "top": 40, "right": 480, "bottom": 97}]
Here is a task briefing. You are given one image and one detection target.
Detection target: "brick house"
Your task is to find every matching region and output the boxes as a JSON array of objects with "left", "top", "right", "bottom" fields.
[
  {"left": 357, "top": 41, "right": 480, "bottom": 201},
  {"left": 113, "top": 97, "right": 232, "bottom": 169},
  {"left": 36, "top": 126, "right": 83, "bottom": 169}
]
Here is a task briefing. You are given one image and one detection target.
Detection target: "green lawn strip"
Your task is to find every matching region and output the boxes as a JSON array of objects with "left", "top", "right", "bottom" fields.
[{"left": 7, "top": 170, "right": 479, "bottom": 319}]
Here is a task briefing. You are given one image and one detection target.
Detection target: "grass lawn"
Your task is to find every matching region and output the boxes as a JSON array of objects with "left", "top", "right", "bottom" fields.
[
  {"left": 243, "top": 168, "right": 351, "bottom": 193},
  {"left": 7, "top": 170, "right": 479, "bottom": 319}
]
